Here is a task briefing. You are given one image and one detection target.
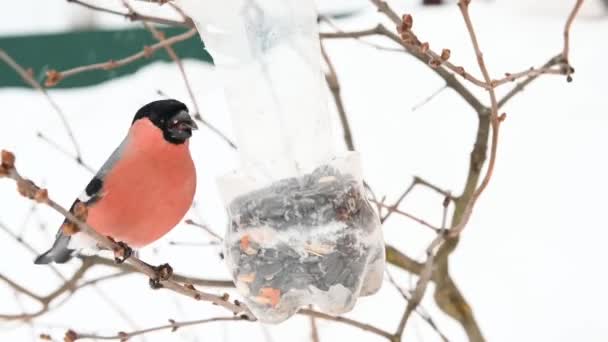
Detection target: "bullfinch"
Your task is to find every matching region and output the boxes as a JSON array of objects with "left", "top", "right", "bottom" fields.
[{"left": 35, "top": 99, "right": 198, "bottom": 264}]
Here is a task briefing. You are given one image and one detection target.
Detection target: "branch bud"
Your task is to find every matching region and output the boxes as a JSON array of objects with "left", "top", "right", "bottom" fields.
[
  {"left": 440, "top": 48, "right": 451, "bottom": 61},
  {"left": 1, "top": 150, "right": 15, "bottom": 169},
  {"left": 45, "top": 70, "right": 62, "bottom": 87},
  {"left": 429, "top": 59, "right": 442, "bottom": 68},
  {"left": 401, "top": 14, "right": 413, "bottom": 32},
  {"left": 143, "top": 46, "right": 153, "bottom": 58},
  {"left": 64, "top": 330, "right": 78, "bottom": 342},
  {"left": 420, "top": 42, "right": 429, "bottom": 54},
  {"left": 156, "top": 263, "right": 173, "bottom": 280},
  {"left": 168, "top": 319, "right": 178, "bottom": 332},
  {"left": 73, "top": 201, "right": 88, "bottom": 221},
  {"left": 103, "top": 60, "right": 119, "bottom": 71},
  {"left": 17, "top": 179, "right": 38, "bottom": 199},
  {"left": 34, "top": 188, "right": 49, "bottom": 204},
  {"left": 62, "top": 222, "right": 80, "bottom": 236}
]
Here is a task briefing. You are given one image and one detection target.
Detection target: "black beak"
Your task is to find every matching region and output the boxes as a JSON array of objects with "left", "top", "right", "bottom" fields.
[{"left": 170, "top": 110, "right": 199, "bottom": 131}]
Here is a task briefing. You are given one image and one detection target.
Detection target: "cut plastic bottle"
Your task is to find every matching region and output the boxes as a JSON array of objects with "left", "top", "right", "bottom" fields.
[{"left": 177, "top": 0, "right": 385, "bottom": 323}]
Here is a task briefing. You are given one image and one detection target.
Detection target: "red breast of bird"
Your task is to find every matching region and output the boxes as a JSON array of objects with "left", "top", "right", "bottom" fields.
[{"left": 87, "top": 118, "right": 196, "bottom": 248}]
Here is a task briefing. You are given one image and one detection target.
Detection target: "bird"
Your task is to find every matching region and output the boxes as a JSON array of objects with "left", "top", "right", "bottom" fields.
[{"left": 34, "top": 99, "right": 198, "bottom": 264}]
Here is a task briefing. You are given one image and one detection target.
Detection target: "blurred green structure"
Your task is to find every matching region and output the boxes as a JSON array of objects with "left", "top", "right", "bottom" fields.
[{"left": 0, "top": 27, "right": 212, "bottom": 88}]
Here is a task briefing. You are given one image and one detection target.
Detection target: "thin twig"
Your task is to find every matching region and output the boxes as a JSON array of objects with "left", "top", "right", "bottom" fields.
[
  {"left": 320, "top": 37, "right": 355, "bottom": 151},
  {"left": 0, "top": 49, "right": 85, "bottom": 166},
  {"left": 411, "top": 84, "right": 448, "bottom": 112},
  {"left": 129, "top": 4, "right": 235, "bottom": 150},
  {"left": 0, "top": 220, "right": 67, "bottom": 281},
  {"left": 67, "top": 0, "right": 192, "bottom": 28},
  {"left": 12, "top": 291, "right": 38, "bottom": 341},
  {"left": 168, "top": 240, "right": 220, "bottom": 247},
  {"left": 72, "top": 272, "right": 133, "bottom": 292},
  {"left": 309, "top": 305, "right": 321, "bottom": 342},
  {"left": 321, "top": 25, "right": 486, "bottom": 113},
  {"left": 91, "top": 286, "right": 143, "bottom": 337},
  {"left": 381, "top": 176, "right": 451, "bottom": 223},
  {"left": 83, "top": 255, "right": 235, "bottom": 288},
  {"left": 385, "top": 269, "right": 449, "bottom": 342},
  {"left": 44, "top": 29, "right": 198, "bottom": 87},
  {"left": 37, "top": 132, "right": 95, "bottom": 174},
  {"left": 72, "top": 316, "right": 245, "bottom": 341},
  {"left": 185, "top": 219, "right": 223, "bottom": 241},
  {"left": 394, "top": 232, "right": 445, "bottom": 337},
  {"left": 0, "top": 259, "right": 96, "bottom": 320},
  {"left": 563, "top": 0, "right": 584, "bottom": 64},
  {"left": 491, "top": 66, "right": 564, "bottom": 87},
  {"left": 319, "top": 15, "right": 404, "bottom": 53},
  {"left": 138, "top": 11, "right": 200, "bottom": 115},
  {"left": 497, "top": 55, "right": 563, "bottom": 108},
  {"left": 298, "top": 309, "right": 393, "bottom": 340},
  {"left": 367, "top": 2, "right": 491, "bottom": 90},
  {"left": 374, "top": 201, "right": 441, "bottom": 232},
  {"left": 149, "top": 90, "right": 237, "bottom": 149}
]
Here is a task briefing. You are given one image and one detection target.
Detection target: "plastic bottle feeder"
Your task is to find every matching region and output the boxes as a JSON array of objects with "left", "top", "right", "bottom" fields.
[{"left": 177, "top": 0, "right": 385, "bottom": 323}]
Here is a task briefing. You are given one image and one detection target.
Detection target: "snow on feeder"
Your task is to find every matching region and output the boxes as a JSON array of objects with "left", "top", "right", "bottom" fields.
[{"left": 177, "top": 0, "right": 385, "bottom": 323}]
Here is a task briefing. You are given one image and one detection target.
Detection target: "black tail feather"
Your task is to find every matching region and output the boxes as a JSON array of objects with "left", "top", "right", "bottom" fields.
[{"left": 34, "top": 235, "right": 74, "bottom": 264}]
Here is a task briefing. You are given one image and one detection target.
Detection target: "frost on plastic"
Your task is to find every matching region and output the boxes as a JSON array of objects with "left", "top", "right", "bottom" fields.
[{"left": 177, "top": 0, "right": 385, "bottom": 323}]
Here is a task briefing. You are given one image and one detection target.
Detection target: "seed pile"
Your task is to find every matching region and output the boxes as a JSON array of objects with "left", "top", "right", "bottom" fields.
[{"left": 225, "top": 165, "right": 384, "bottom": 322}]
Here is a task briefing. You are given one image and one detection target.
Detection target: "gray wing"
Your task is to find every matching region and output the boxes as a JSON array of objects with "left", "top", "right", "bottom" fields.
[{"left": 34, "top": 138, "right": 129, "bottom": 264}]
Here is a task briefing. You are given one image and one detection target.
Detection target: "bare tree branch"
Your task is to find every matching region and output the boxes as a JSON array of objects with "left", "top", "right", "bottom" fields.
[
  {"left": 0, "top": 49, "right": 86, "bottom": 168},
  {"left": 365, "top": 1, "right": 584, "bottom": 341},
  {"left": 128, "top": 2, "right": 237, "bottom": 150},
  {"left": 374, "top": 201, "right": 442, "bottom": 232},
  {"left": 411, "top": 84, "right": 448, "bottom": 111},
  {"left": 320, "top": 39, "right": 355, "bottom": 151},
  {"left": 321, "top": 25, "right": 487, "bottom": 113},
  {"left": 84, "top": 255, "right": 235, "bottom": 288},
  {"left": 385, "top": 269, "right": 449, "bottom": 342},
  {"left": 67, "top": 0, "right": 193, "bottom": 28},
  {"left": 381, "top": 176, "right": 452, "bottom": 224},
  {"left": 36, "top": 132, "right": 95, "bottom": 174},
  {"left": 299, "top": 309, "right": 394, "bottom": 340},
  {"left": 70, "top": 316, "right": 244, "bottom": 341},
  {"left": 497, "top": 54, "right": 564, "bottom": 108},
  {"left": 309, "top": 305, "right": 321, "bottom": 342},
  {"left": 0, "top": 151, "right": 251, "bottom": 319},
  {"left": 0, "top": 1, "right": 586, "bottom": 340},
  {"left": 0, "top": 220, "right": 67, "bottom": 281},
  {"left": 184, "top": 219, "right": 223, "bottom": 242},
  {"left": 44, "top": 29, "right": 198, "bottom": 87},
  {"left": 0, "top": 259, "right": 95, "bottom": 321},
  {"left": 563, "top": 0, "right": 584, "bottom": 74}
]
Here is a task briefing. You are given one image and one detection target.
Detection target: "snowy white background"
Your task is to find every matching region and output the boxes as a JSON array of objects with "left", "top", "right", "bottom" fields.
[{"left": 1, "top": 0, "right": 608, "bottom": 341}]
